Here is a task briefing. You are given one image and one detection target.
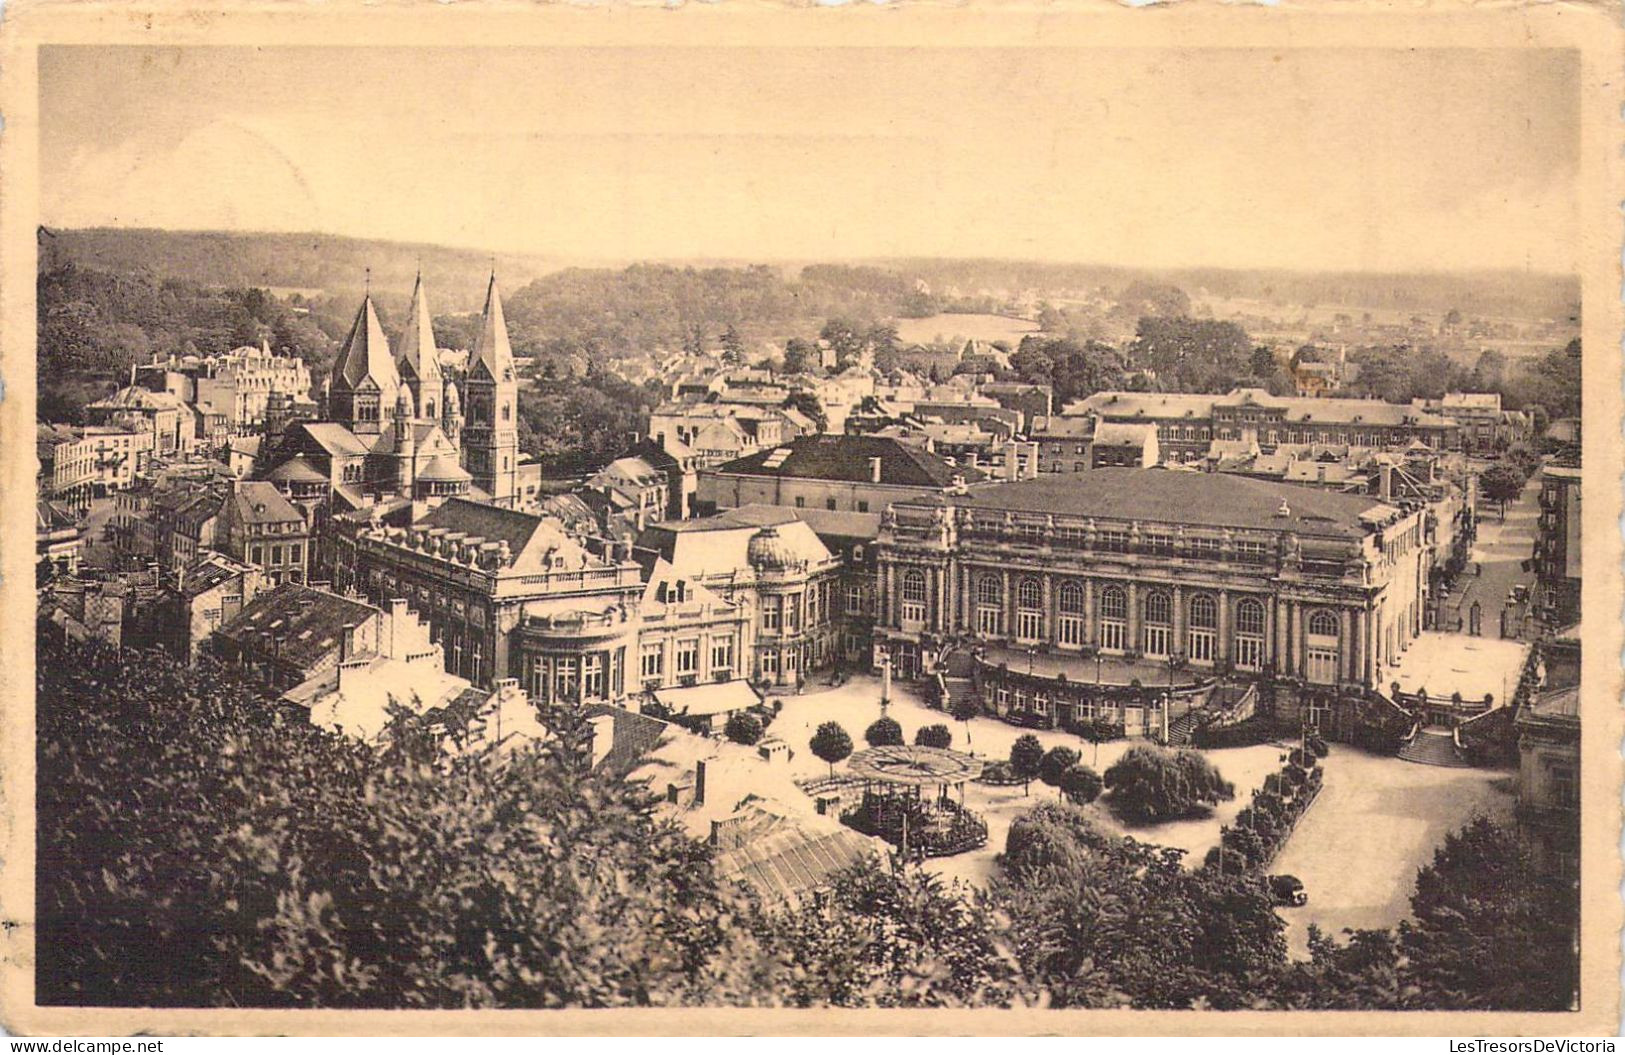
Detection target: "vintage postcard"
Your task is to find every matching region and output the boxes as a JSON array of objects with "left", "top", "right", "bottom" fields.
[{"left": 0, "top": 1, "right": 1619, "bottom": 1037}]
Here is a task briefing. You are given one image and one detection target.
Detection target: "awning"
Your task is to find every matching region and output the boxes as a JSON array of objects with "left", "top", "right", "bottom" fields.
[{"left": 651, "top": 679, "right": 762, "bottom": 718}]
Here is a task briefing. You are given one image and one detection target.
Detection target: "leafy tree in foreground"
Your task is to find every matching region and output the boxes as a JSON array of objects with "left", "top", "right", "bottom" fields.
[
  {"left": 993, "top": 802, "right": 1285, "bottom": 1009},
  {"left": 35, "top": 629, "right": 762, "bottom": 1009},
  {"left": 724, "top": 711, "right": 765, "bottom": 746},
  {"left": 1009, "top": 734, "right": 1045, "bottom": 795},
  {"left": 1400, "top": 816, "right": 1578, "bottom": 1010},
  {"left": 1103, "top": 745, "right": 1235, "bottom": 825},
  {"left": 914, "top": 724, "right": 954, "bottom": 749},
  {"left": 810, "top": 721, "right": 854, "bottom": 777},
  {"left": 864, "top": 716, "right": 904, "bottom": 748}
]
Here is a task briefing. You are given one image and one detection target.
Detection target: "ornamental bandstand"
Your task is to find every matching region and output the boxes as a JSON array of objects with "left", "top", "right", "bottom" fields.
[{"left": 840, "top": 745, "right": 988, "bottom": 858}]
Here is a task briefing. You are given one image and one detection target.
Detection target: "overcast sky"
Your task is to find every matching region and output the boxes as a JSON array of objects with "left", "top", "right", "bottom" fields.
[{"left": 40, "top": 45, "right": 1579, "bottom": 274}]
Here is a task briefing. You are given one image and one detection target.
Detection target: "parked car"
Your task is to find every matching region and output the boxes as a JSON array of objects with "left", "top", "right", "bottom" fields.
[{"left": 1268, "top": 874, "right": 1308, "bottom": 907}]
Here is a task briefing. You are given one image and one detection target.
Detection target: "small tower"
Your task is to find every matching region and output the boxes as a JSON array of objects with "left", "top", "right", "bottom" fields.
[
  {"left": 442, "top": 380, "right": 462, "bottom": 450},
  {"left": 264, "top": 390, "right": 291, "bottom": 460},
  {"left": 461, "top": 273, "right": 519, "bottom": 504},
  {"left": 394, "top": 390, "right": 416, "bottom": 497}
]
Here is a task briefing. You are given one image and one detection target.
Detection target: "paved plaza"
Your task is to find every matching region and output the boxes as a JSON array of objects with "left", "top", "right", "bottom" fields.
[
  {"left": 770, "top": 674, "right": 1516, "bottom": 957},
  {"left": 1270, "top": 745, "right": 1514, "bottom": 957},
  {"left": 1385, "top": 631, "right": 1530, "bottom": 705},
  {"left": 772, "top": 676, "right": 1288, "bottom": 887}
]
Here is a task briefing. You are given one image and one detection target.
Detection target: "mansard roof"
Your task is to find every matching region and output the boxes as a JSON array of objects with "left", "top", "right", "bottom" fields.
[
  {"left": 715, "top": 434, "right": 982, "bottom": 488},
  {"left": 468, "top": 274, "right": 515, "bottom": 384},
  {"left": 416, "top": 497, "right": 589, "bottom": 572},
  {"left": 927, "top": 467, "right": 1393, "bottom": 540},
  {"left": 330, "top": 295, "right": 400, "bottom": 396},
  {"left": 395, "top": 274, "right": 442, "bottom": 383}
]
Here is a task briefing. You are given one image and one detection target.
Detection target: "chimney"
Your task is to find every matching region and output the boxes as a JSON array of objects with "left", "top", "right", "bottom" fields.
[
  {"left": 388, "top": 597, "right": 409, "bottom": 658},
  {"left": 588, "top": 714, "right": 616, "bottom": 769},
  {"left": 869, "top": 456, "right": 883, "bottom": 483},
  {"left": 694, "top": 758, "right": 708, "bottom": 806},
  {"left": 1379, "top": 463, "right": 1395, "bottom": 502}
]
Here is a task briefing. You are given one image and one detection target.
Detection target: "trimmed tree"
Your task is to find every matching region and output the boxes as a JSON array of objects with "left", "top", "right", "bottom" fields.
[
  {"left": 811, "top": 721, "right": 854, "bottom": 777},
  {"left": 864, "top": 716, "right": 904, "bottom": 747},
  {"left": 914, "top": 724, "right": 954, "bottom": 749},
  {"left": 1103, "top": 744, "right": 1236, "bottom": 825},
  {"left": 1009, "top": 734, "right": 1045, "bottom": 795},
  {"left": 724, "top": 711, "right": 764, "bottom": 746},
  {"left": 1060, "top": 764, "right": 1104, "bottom": 806},
  {"left": 1479, "top": 463, "right": 1526, "bottom": 519},
  {"left": 1039, "top": 746, "right": 1082, "bottom": 798},
  {"left": 950, "top": 695, "right": 979, "bottom": 751}
]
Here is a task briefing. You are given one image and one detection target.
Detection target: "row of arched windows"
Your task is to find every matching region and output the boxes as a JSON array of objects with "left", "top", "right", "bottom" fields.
[{"left": 962, "top": 576, "right": 1345, "bottom": 641}]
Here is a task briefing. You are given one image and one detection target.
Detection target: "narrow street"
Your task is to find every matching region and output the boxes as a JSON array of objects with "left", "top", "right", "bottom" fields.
[{"left": 1438, "top": 469, "right": 1543, "bottom": 641}]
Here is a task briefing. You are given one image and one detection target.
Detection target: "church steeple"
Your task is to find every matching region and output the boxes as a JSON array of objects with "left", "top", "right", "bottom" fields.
[
  {"left": 460, "top": 272, "right": 519, "bottom": 504},
  {"left": 470, "top": 273, "right": 515, "bottom": 385},
  {"left": 395, "top": 272, "right": 444, "bottom": 420},
  {"left": 328, "top": 292, "right": 400, "bottom": 436}
]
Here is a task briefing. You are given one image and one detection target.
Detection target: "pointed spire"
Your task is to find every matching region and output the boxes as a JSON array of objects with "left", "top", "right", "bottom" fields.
[
  {"left": 471, "top": 272, "right": 514, "bottom": 383},
  {"left": 395, "top": 272, "right": 442, "bottom": 382},
  {"left": 331, "top": 292, "right": 400, "bottom": 395}
]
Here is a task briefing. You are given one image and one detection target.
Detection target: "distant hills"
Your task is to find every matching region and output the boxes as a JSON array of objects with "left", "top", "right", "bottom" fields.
[
  {"left": 38, "top": 226, "right": 1581, "bottom": 323},
  {"left": 37, "top": 227, "right": 567, "bottom": 313}
]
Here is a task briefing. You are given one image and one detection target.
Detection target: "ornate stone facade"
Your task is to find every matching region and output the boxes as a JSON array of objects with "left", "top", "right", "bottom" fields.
[{"left": 875, "top": 469, "right": 1433, "bottom": 705}]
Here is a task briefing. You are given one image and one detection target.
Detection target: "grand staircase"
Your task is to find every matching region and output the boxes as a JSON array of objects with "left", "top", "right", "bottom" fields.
[
  {"left": 1397, "top": 727, "right": 1472, "bottom": 767},
  {"left": 937, "top": 649, "right": 979, "bottom": 715},
  {"left": 1166, "top": 708, "right": 1207, "bottom": 746}
]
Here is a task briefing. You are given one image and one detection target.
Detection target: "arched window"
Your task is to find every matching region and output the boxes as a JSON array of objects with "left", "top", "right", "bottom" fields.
[
  {"left": 1099, "top": 586, "right": 1127, "bottom": 621},
  {"left": 1187, "top": 593, "right": 1219, "bottom": 662},
  {"left": 1017, "top": 578, "right": 1042, "bottom": 610},
  {"left": 975, "top": 574, "right": 1004, "bottom": 636},
  {"left": 1236, "top": 599, "right": 1266, "bottom": 636},
  {"left": 1058, "top": 581, "right": 1085, "bottom": 615},
  {"left": 1309, "top": 609, "right": 1341, "bottom": 638},
  {"left": 901, "top": 570, "right": 926, "bottom": 603},
  {"left": 1145, "top": 591, "right": 1172, "bottom": 625},
  {"left": 1142, "top": 591, "right": 1173, "bottom": 657},
  {"left": 976, "top": 576, "right": 1002, "bottom": 607}
]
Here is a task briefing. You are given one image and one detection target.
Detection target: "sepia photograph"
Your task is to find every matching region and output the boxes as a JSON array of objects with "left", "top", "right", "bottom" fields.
[{"left": 2, "top": 5, "right": 1620, "bottom": 1037}]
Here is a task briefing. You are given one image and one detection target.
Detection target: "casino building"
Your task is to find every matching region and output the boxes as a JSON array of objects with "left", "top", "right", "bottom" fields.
[{"left": 874, "top": 468, "right": 1433, "bottom": 733}]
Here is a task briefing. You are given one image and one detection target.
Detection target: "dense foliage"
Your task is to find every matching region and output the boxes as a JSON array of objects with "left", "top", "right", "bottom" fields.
[
  {"left": 724, "top": 711, "right": 765, "bottom": 746},
  {"left": 914, "top": 724, "right": 954, "bottom": 749},
  {"left": 1103, "top": 745, "right": 1236, "bottom": 825},
  {"left": 37, "top": 634, "right": 1577, "bottom": 1011},
  {"left": 994, "top": 803, "right": 1286, "bottom": 1009},
  {"left": 38, "top": 633, "right": 753, "bottom": 1008}
]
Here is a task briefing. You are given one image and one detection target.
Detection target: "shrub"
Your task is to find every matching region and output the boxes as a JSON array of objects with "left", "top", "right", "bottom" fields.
[
  {"left": 1306, "top": 733, "right": 1330, "bottom": 758},
  {"left": 914, "top": 723, "right": 954, "bottom": 749},
  {"left": 1193, "top": 714, "right": 1290, "bottom": 750},
  {"left": 724, "top": 711, "right": 765, "bottom": 746}
]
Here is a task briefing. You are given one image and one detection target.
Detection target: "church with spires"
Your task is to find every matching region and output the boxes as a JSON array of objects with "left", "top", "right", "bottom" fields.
[{"left": 255, "top": 272, "right": 523, "bottom": 567}]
